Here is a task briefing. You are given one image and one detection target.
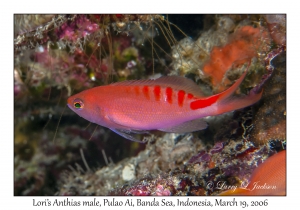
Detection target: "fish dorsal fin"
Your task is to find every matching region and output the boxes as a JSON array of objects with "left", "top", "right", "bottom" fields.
[
  {"left": 158, "top": 118, "right": 208, "bottom": 133},
  {"left": 110, "top": 76, "right": 205, "bottom": 97}
]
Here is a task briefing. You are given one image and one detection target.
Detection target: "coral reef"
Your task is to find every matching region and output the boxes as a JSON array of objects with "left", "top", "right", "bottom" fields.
[
  {"left": 14, "top": 14, "right": 286, "bottom": 196},
  {"left": 250, "top": 51, "right": 286, "bottom": 145},
  {"left": 58, "top": 129, "right": 281, "bottom": 196},
  {"left": 264, "top": 14, "right": 286, "bottom": 46},
  {"left": 202, "top": 25, "right": 271, "bottom": 92},
  {"left": 171, "top": 15, "right": 271, "bottom": 93}
]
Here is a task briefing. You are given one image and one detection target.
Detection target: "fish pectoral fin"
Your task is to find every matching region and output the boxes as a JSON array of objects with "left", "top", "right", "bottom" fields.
[
  {"left": 158, "top": 119, "right": 208, "bottom": 133},
  {"left": 110, "top": 128, "right": 149, "bottom": 143}
]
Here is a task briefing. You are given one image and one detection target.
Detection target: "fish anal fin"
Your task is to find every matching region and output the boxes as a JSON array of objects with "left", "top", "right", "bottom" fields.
[{"left": 159, "top": 119, "right": 208, "bottom": 133}]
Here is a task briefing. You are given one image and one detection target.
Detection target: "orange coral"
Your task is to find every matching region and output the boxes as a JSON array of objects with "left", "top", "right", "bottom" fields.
[
  {"left": 203, "top": 26, "right": 270, "bottom": 91},
  {"left": 208, "top": 160, "right": 215, "bottom": 169}
]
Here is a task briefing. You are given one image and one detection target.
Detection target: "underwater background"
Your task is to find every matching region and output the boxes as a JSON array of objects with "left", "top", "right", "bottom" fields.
[{"left": 14, "top": 14, "right": 286, "bottom": 196}]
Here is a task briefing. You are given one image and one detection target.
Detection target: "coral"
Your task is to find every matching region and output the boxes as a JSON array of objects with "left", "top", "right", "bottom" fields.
[
  {"left": 57, "top": 124, "right": 280, "bottom": 196},
  {"left": 14, "top": 15, "right": 55, "bottom": 35},
  {"left": 202, "top": 25, "right": 271, "bottom": 92},
  {"left": 57, "top": 133, "right": 207, "bottom": 195},
  {"left": 171, "top": 16, "right": 234, "bottom": 76},
  {"left": 171, "top": 15, "right": 271, "bottom": 95},
  {"left": 250, "top": 51, "right": 286, "bottom": 145},
  {"left": 264, "top": 14, "right": 286, "bottom": 46},
  {"left": 14, "top": 123, "right": 88, "bottom": 195},
  {"left": 55, "top": 15, "right": 99, "bottom": 42}
]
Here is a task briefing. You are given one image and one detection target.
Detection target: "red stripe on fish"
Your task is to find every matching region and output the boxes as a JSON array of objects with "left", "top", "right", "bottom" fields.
[
  {"left": 153, "top": 85, "right": 161, "bottom": 101},
  {"left": 166, "top": 87, "right": 173, "bottom": 104},
  {"left": 190, "top": 95, "right": 220, "bottom": 110},
  {"left": 187, "top": 93, "right": 194, "bottom": 99},
  {"left": 134, "top": 86, "right": 140, "bottom": 96},
  {"left": 178, "top": 90, "right": 185, "bottom": 107},
  {"left": 143, "top": 86, "right": 150, "bottom": 100}
]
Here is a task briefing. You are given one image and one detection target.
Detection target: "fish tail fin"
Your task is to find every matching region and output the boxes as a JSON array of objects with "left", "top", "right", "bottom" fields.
[
  {"left": 190, "top": 62, "right": 259, "bottom": 111},
  {"left": 219, "top": 188, "right": 249, "bottom": 196},
  {"left": 217, "top": 89, "right": 263, "bottom": 114},
  {"left": 215, "top": 61, "right": 264, "bottom": 113}
]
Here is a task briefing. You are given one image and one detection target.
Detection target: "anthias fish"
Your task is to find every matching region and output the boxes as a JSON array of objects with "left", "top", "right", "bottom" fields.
[
  {"left": 67, "top": 65, "right": 262, "bottom": 142},
  {"left": 219, "top": 150, "right": 286, "bottom": 195}
]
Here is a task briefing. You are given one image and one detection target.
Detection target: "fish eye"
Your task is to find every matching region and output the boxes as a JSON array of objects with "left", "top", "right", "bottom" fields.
[{"left": 73, "top": 98, "right": 84, "bottom": 110}]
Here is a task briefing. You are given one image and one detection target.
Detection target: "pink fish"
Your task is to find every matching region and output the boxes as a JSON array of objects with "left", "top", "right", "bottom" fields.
[
  {"left": 219, "top": 150, "right": 286, "bottom": 195},
  {"left": 67, "top": 64, "right": 262, "bottom": 142}
]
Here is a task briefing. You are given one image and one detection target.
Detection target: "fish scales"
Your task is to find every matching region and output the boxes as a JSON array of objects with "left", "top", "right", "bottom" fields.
[
  {"left": 67, "top": 63, "right": 262, "bottom": 141},
  {"left": 96, "top": 84, "right": 198, "bottom": 130}
]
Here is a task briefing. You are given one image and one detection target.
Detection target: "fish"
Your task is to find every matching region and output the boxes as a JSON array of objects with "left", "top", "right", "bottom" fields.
[
  {"left": 67, "top": 63, "right": 262, "bottom": 142},
  {"left": 219, "top": 150, "right": 286, "bottom": 196}
]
